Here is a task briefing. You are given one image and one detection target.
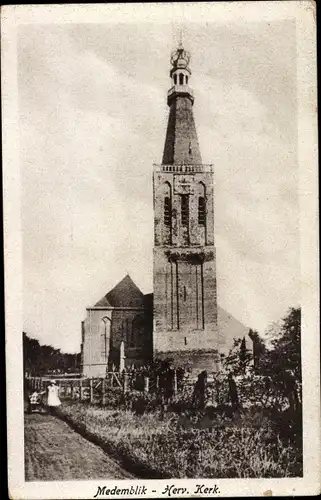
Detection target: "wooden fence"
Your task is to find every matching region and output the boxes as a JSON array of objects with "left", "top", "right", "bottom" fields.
[
  {"left": 25, "top": 371, "right": 302, "bottom": 413},
  {"left": 25, "top": 370, "right": 184, "bottom": 404},
  {"left": 25, "top": 369, "right": 233, "bottom": 413}
]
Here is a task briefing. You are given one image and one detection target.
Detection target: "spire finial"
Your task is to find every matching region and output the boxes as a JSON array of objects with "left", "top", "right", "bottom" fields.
[
  {"left": 170, "top": 26, "right": 190, "bottom": 72},
  {"left": 178, "top": 26, "right": 183, "bottom": 48},
  {"left": 170, "top": 48, "right": 190, "bottom": 71}
]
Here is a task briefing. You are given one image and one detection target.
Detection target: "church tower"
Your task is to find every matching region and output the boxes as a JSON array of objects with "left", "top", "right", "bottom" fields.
[{"left": 153, "top": 44, "right": 219, "bottom": 371}]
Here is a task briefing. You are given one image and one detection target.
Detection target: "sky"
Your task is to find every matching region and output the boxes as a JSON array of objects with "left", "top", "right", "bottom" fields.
[{"left": 19, "top": 19, "right": 300, "bottom": 353}]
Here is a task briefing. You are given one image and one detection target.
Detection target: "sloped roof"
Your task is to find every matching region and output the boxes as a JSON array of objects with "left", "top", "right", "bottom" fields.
[
  {"left": 143, "top": 293, "right": 153, "bottom": 306},
  {"left": 94, "top": 274, "right": 144, "bottom": 308},
  {"left": 217, "top": 305, "right": 249, "bottom": 354},
  {"left": 94, "top": 296, "right": 112, "bottom": 307}
]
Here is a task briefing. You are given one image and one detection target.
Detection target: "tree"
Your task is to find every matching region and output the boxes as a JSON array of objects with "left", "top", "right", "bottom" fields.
[
  {"left": 248, "top": 329, "right": 267, "bottom": 374},
  {"left": 240, "top": 337, "right": 252, "bottom": 374},
  {"left": 223, "top": 337, "right": 253, "bottom": 376},
  {"left": 23, "top": 332, "right": 41, "bottom": 376},
  {"left": 269, "top": 307, "right": 301, "bottom": 381},
  {"left": 263, "top": 307, "right": 301, "bottom": 412},
  {"left": 23, "top": 332, "right": 81, "bottom": 376}
]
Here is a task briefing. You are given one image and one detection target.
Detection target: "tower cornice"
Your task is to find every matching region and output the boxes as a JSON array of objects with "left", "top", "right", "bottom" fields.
[
  {"left": 167, "top": 84, "right": 194, "bottom": 105},
  {"left": 153, "top": 164, "right": 213, "bottom": 174}
]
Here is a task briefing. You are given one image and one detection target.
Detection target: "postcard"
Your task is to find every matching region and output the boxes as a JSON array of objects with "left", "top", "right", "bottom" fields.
[{"left": 3, "top": 2, "right": 319, "bottom": 498}]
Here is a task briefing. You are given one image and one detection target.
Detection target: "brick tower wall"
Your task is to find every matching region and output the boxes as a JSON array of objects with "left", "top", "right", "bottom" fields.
[{"left": 153, "top": 247, "right": 219, "bottom": 355}]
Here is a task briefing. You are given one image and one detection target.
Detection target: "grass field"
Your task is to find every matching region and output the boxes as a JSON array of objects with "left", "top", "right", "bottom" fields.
[{"left": 57, "top": 401, "right": 302, "bottom": 479}]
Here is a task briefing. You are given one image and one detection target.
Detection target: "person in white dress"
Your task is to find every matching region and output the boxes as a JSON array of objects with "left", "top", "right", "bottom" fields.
[{"left": 47, "top": 380, "right": 61, "bottom": 413}]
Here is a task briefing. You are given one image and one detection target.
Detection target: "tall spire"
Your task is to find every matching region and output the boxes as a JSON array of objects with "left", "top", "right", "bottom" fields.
[{"left": 162, "top": 44, "right": 202, "bottom": 165}]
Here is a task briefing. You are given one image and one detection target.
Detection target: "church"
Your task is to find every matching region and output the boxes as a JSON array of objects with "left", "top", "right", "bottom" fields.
[{"left": 81, "top": 44, "right": 249, "bottom": 378}]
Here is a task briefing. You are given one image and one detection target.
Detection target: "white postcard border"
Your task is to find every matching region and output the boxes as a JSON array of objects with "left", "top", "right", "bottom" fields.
[{"left": 3, "top": 2, "right": 319, "bottom": 498}]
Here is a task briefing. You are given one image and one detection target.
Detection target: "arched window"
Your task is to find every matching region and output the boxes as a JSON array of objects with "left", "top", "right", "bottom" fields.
[
  {"left": 164, "top": 196, "right": 172, "bottom": 226},
  {"left": 198, "top": 196, "right": 206, "bottom": 225},
  {"left": 181, "top": 195, "right": 189, "bottom": 226},
  {"left": 174, "top": 74, "right": 177, "bottom": 85},
  {"left": 132, "top": 315, "right": 145, "bottom": 347},
  {"left": 101, "top": 317, "right": 111, "bottom": 361},
  {"left": 179, "top": 73, "right": 184, "bottom": 85},
  {"left": 186, "top": 75, "right": 189, "bottom": 84}
]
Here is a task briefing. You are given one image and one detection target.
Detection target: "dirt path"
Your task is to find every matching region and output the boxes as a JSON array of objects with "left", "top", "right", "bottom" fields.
[{"left": 24, "top": 412, "right": 134, "bottom": 481}]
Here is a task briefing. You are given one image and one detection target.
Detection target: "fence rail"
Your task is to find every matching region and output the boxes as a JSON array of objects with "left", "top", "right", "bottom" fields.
[
  {"left": 25, "top": 370, "right": 233, "bottom": 408},
  {"left": 25, "top": 371, "right": 301, "bottom": 412},
  {"left": 25, "top": 371, "right": 182, "bottom": 404}
]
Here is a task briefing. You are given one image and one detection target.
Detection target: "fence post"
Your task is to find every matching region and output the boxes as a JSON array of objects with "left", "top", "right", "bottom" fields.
[
  {"left": 173, "top": 369, "right": 178, "bottom": 396},
  {"left": 90, "top": 378, "right": 94, "bottom": 404},
  {"left": 79, "top": 379, "right": 83, "bottom": 401},
  {"left": 156, "top": 375, "right": 159, "bottom": 391},
  {"left": 71, "top": 381, "right": 75, "bottom": 399},
  {"left": 123, "top": 372, "right": 129, "bottom": 394},
  {"left": 144, "top": 376, "right": 149, "bottom": 394},
  {"left": 102, "top": 378, "right": 107, "bottom": 405}
]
